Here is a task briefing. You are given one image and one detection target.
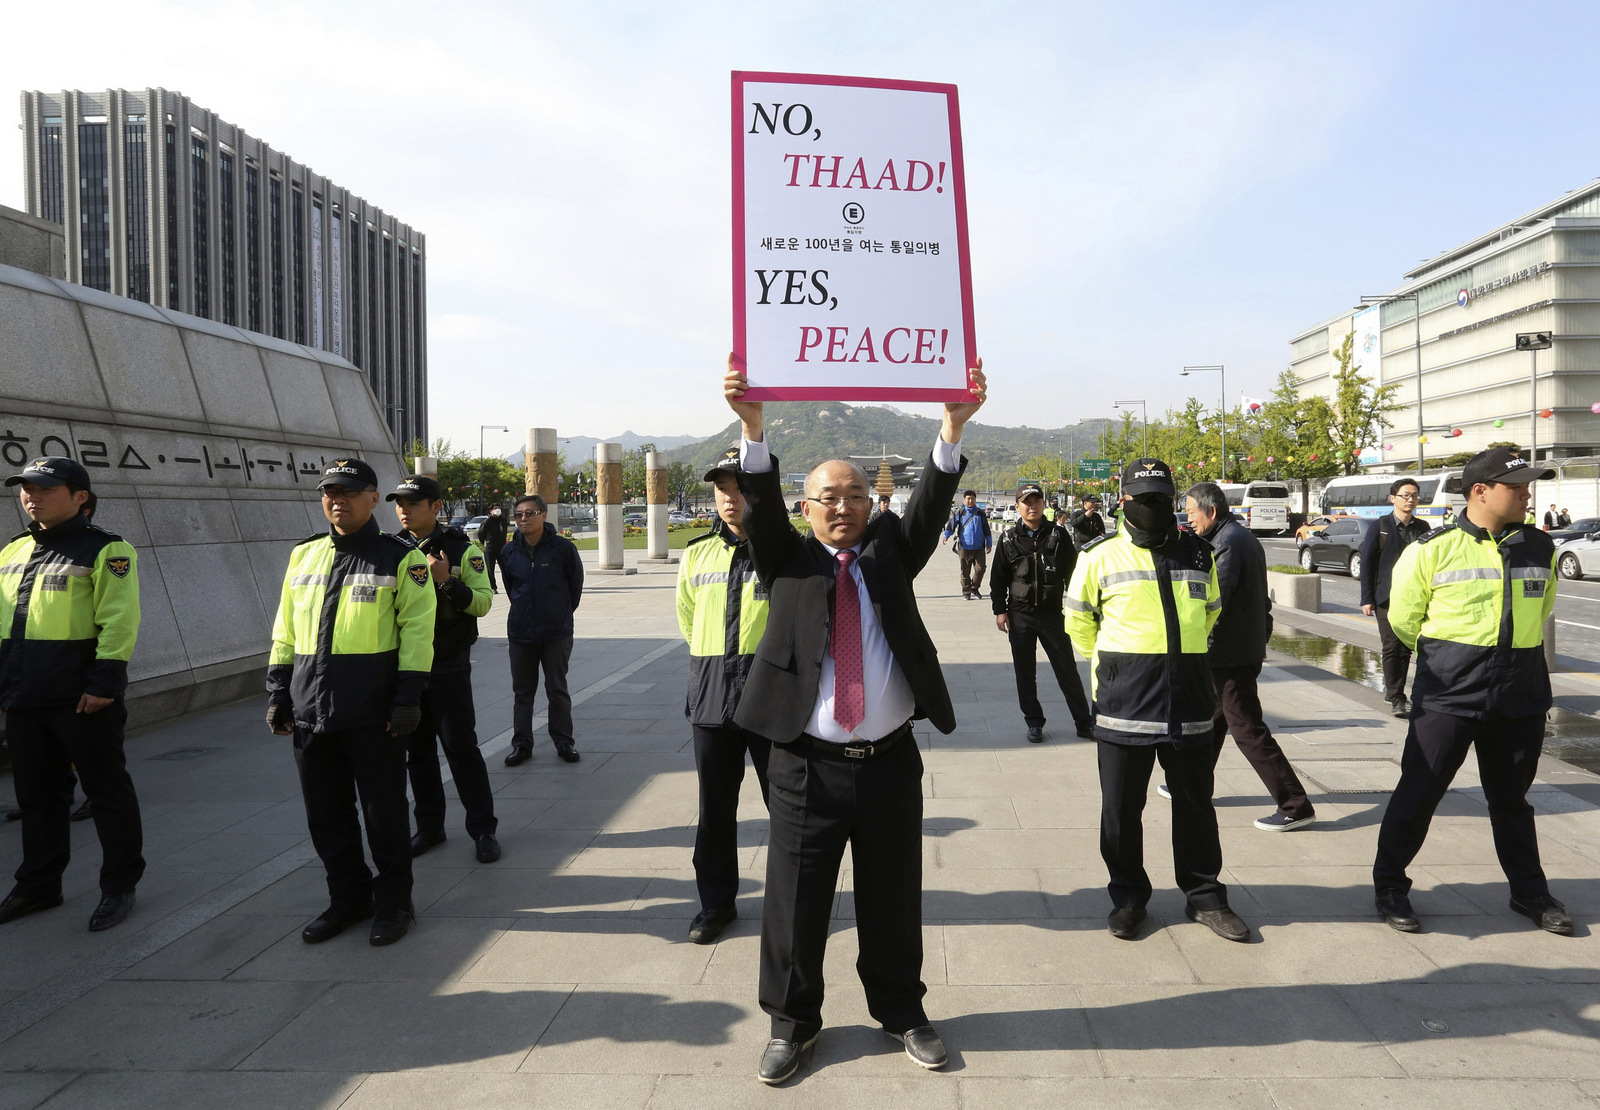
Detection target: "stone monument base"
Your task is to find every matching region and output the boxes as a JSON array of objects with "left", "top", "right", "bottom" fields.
[
  {"left": 591, "top": 567, "right": 638, "bottom": 576},
  {"left": 637, "top": 555, "right": 678, "bottom": 564}
]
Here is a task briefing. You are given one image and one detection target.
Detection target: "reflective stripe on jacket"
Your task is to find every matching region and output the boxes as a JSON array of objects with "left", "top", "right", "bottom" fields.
[
  {"left": 1064, "top": 529, "right": 1221, "bottom": 743},
  {"left": 676, "top": 527, "right": 769, "bottom": 726},
  {"left": 267, "top": 517, "right": 436, "bottom": 732},
  {"left": 1387, "top": 517, "right": 1556, "bottom": 719},
  {"left": 0, "top": 514, "right": 140, "bottom": 708}
]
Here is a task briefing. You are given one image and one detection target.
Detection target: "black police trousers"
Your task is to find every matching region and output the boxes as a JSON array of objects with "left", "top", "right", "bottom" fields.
[
  {"left": 691, "top": 723, "right": 771, "bottom": 912},
  {"left": 1006, "top": 606, "right": 1092, "bottom": 730},
  {"left": 482, "top": 543, "right": 503, "bottom": 592},
  {"left": 294, "top": 724, "right": 413, "bottom": 917},
  {"left": 8, "top": 702, "right": 145, "bottom": 898},
  {"left": 1374, "top": 708, "right": 1548, "bottom": 899},
  {"left": 408, "top": 665, "right": 497, "bottom": 840},
  {"left": 1097, "top": 736, "right": 1228, "bottom": 911},
  {"left": 760, "top": 728, "right": 927, "bottom": 1042},
  {"left": 509, "top": 637, "right": 574, "bottom": 751},
  {"left": 1374, "top": 604, "right": 1414, "bottom": 704}
]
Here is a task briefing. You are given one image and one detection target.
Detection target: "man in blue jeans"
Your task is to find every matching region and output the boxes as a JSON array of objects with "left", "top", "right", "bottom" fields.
[{"left": 942, "top": 489, "right": 992, "bottom": 599}]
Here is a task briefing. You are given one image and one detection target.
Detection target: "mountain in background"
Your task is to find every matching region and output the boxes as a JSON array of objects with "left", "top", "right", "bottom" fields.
[{"left": 504, "top": 430, "right": 702, "bottom": 466}]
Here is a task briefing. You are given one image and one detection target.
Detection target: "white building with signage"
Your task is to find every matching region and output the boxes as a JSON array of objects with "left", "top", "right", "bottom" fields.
[{"left": 1290, "top": 178, "right": 1600, "bottom": 468}]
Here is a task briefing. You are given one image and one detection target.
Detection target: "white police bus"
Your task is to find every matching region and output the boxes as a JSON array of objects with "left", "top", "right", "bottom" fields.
[
  {"left": 1318, "top": 470, "right": 1464, "bottom": 525},
  {"left": 1215, "top": 482, "right": 1294, "bottom": 535}
]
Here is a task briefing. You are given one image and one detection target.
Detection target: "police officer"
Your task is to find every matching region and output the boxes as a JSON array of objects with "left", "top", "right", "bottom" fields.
[
  {"left": 268, "top": 459, "right": 436, "bottom": 946},
  {"left": 991, "top": 483, "right": 1093, "bottom": 743},
  {"left": 1373, "top": 447, "right": 1572, "bottom": 935},
  {"left": 676, "top": 446, "right": 771, "bottom": 945},
  {"left": 389, "top": 475, "right": 500, "bottom": 865},
  {"left": 0, "top": 457, "right": 143, "bottom": 931},
  {"left": 1065, "top": 459, "right": 1249, "bottom": 943}
]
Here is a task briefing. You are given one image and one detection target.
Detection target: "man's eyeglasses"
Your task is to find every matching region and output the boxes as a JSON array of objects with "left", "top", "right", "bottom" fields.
[
  {"left": 1393, "top": 492, "right": 1420, "bottom": 501},
  {"left": 807, "top": 495, "right": 870, "bottom": 511},
  {"left": 513, "top": 509, "right": 544, "bottom": 519}
]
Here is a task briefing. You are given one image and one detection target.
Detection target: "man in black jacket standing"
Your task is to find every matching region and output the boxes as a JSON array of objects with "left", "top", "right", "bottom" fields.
[
  {"left": 478, "top": 505, "right": 509, "bottom": 593},
  {"left": 1185, "top": 483, "right": 1315, "bottom": 832},
  {"left": 498, "top": 494, "right": 584, "bottom": 765},
  {"left": 991, "top": 483, "right": 1093, "bottom": 743},
  {"left": 724, "top": 355, "right": 986, "bottom": 1085},
  {"left": 1359, "top": 477, "right": 1433, "bottom": 717},
  {"left": 1069, "top": 495, "right": 1106, "bottom": 548}
]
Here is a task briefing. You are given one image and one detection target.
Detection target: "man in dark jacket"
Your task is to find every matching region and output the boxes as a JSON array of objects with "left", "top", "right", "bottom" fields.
[
  {"left": 1185, "top": 482, "right": 1315, "bottom": 832},
  {"left": 478, "top": 505, "right": 509, "bottom": 593},
  {"left": 498, "top": 494, "right": 584, "bottom": 765},
  {"left": 1069, "top": 496, "right": 1107, "bottom": 548},
  {"left": 991, "top": 483, "right": 1093, "bottom": 743},
  {"left": 1359, "top": 477, "right": 1433, "bottom": 717}
]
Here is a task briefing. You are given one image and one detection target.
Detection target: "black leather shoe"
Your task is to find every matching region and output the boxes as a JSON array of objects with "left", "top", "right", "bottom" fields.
[
  {"left": 301, "top": 904, "right": 373, "bottom": 944},
  {"left": 0, "top": 890, "right": 64, "bottom": 924},
  {"left": 475, "top": 834, "right": 502, "bottom": 863},
  {"left": 504, "top": 746, "right": 532, "bottom": 766},
  {"left": 88, "top": 891, "right": 135, "bottom": 932},
  {"left": 890, "top": 1024, "right": 948, "bottom": 1070},
  {"left": 688, "top": 905, "right": 736, "bottom": 944},
  {"left": 757, "top": 1035, "right": 816, "bottom": 1085},
  {"left": 70, "top": 798, "right": 93, "bottom": 822},
  {"left": 4, "top": 808, "right": 20, "bottom": 822},
  {"left": 1510, "top": 894, "right": 1575, "bottom": 935},
  {"left": 1108, "top": 904, "right": 1146, "bottom": 940},
  {"left": 1186, "top": 904, "right": 1250, "bottom": 942},
  {"left": 1026, "top": 725, "right": 1045, "bottom": 744},
  {"left": 1375, "top": 888, "right": 1421, "bottom": 932},
  {"left": 410, "top": 829, "right": 446, "bottom": 858},
  {"left": 556, "top": 745, "right": 581, "bottom": 763},
  {"left": 1075, "top": 723, "right": 1095, "bottom": 740},
  {"left": 1390, "top": 696, "right": 1410, "bottom": 719},
  {"left": 370, "top": 907, "right": 415, "bottom": 947}
]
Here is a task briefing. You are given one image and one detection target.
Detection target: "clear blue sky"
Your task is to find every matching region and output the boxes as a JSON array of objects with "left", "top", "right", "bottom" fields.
[{"left": 5, "top": 1, "right": 1597, "bottom": 454}]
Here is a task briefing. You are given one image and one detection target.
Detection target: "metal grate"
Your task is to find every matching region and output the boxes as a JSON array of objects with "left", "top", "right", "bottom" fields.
[
  {"left": 147, "top": 746, "right": 219, "bottom": 761},
  {"left": 1295, "top": 757, "right": 1400, "bottom": 795}
]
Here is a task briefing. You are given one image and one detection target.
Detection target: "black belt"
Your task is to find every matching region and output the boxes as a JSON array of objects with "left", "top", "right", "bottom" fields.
[{"left": 786, "top": 721, "right": 912, "bottom": 761}]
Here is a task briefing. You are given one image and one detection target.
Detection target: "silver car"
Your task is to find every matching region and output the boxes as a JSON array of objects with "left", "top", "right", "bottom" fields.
[{"left": 1555, "top": 528, "right": 1600, "bottom": 579}]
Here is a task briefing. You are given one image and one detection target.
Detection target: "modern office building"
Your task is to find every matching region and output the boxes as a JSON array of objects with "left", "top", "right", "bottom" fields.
[
  {"left": 1290, "top": 178, "right": 1600, "bottom": 467},
  {"left": 20, "top": 88, "right": 426, "bottom": 449}
]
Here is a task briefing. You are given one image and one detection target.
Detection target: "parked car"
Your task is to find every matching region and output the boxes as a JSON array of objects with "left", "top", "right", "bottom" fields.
[
  {"left": 623, "top": 513, "right": 647, "bottom": 526},
  {"left": 1294, "top": 514, "right": 1354, "bottom": 547},
  {"left": 1298, "top": 517, "right": 1373, "bottom": 577},
  {"left": 448, "top": 515, "right": 470, "bottom": 530},
  {"left": 1555, "top": 531, "right": 1600, "bottom": 579},
  {"left": 1549, "top": 517, "right": 1600, "bottom": 544},
  {"left": 463, "top": 515, "right": 488, "bottom": 542}
]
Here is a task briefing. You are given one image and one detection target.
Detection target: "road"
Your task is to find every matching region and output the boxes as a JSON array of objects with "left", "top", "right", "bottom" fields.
[{"left": 1260, "top": 536, "right": 1600, "bottom": 670}]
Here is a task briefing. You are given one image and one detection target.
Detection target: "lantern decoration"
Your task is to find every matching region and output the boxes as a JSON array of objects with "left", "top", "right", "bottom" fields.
[
  {"left": 1309, "top": 454, "right": 1319, "bottom": 462},
  {"left": 1591, "top": 402, "right": 1600, "bottom": 415},
  {"left": 1266, "top": 456, "right": 1275, "bottom": 464},
  {"left": 1494, "top": 419, "right": 1505, "bottom": 428},
  {"left": 1383, "top": 443, "right": 1394, "bottom": 451},
  {"left": 1246, "top": 455, "right": 1255, "bottom": 462},
  {"left": 1286, "top": 455, "right": 1295, "bottom": 463},
  {"left": 1449, "top": 429, "right": 1463, "bottom": 438},
  {"left": 1419, "top": 435, "right": 1429, "bottom": 445},
  {"left": 1352, "top": 448, "right": 1362, "bottom": 456},
  {"left": 1540, "top": 409, "right": 1554, "bottom": 419}
]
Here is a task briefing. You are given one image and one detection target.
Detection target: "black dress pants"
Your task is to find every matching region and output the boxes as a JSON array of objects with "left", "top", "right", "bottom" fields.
[
  {"left": 1373, "top": 708, "right": 1548, "bottom": 898},
  {"left": 8, "top": 702, "right": 144, "bottom": 898},
  {"left": 407, "top": 666, "right": 498, "bottom": 840},
  {"left": 509, "top": 637, "right": 574, "bottom": 750},
  {"left": 691, "top": 724, "right": 772, "bottom": 911},
  {"left": 294, "top": 724, "right": 414, "bottom": 916},
  {"left": 1211, "top": 663, "right": 1314, "bottom": 820},
  {"left": 1007, "top": 607, "right": 1092, "bottom": 730},
  {"left": 1373, "top": 604, "right": 1413, "bottom": 704},
  {"left": 483, "top": 544, "right": 502, "bottom": 591},
  {"left": 1097, "top": 736, "right": 1227, "bottom": 911},
  {"left": 760, "top": 733, "right": 927, "bottom": 1042}
]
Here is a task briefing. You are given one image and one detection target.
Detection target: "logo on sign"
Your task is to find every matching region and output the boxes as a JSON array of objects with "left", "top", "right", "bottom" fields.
[
  {"left": 1457, "top": 289, "right": 1470, "bottom": 308},
  {"left": 842, "top": 202, "right": 865, "bottom": 225}
]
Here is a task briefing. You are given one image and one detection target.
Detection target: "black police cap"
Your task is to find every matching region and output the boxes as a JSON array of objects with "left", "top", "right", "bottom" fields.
[
  {"left": 1122, "top": 458, "right": 1176, "bottom": 497},
  {"left": 703, "top": 444, "right": 742, "bottom": 482},
  {"left": 386, "top": 475, "right": 443, "bottom": 502},
  {"left": 1460, "top": 447, "right": 1554, "bottom": 487},
  {"left": 318, "top": 458, "right": 379, "bottom": 491},
  {"left": 5, "top": 456, "right": 92, "bottom": 491}
]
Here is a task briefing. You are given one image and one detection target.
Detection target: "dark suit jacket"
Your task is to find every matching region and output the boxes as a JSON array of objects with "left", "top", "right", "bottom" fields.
[
  {"left": 1204, "top": 512, "right": 1272, "bottom": 668},
  {"left": 734, "top": 450, "right": 966, "bottom": 743}
]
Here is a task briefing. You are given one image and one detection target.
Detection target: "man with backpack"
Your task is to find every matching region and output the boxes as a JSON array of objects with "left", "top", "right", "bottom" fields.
[
  {"left": 1359, "top": 477, "right": 1433, "bottom": 717},
  {"left": 941, "top": 489, "right": 992, "bottom": 599}
]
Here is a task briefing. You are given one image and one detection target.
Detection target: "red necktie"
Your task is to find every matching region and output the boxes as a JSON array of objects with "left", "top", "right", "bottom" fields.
[{"left": 832, "top": 550, "right": 865, "bottom": 733}]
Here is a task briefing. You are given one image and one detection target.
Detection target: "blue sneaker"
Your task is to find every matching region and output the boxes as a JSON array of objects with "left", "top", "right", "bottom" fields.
[{"left": 1254, "top": 812, "right": 1315, "bottom": 832}]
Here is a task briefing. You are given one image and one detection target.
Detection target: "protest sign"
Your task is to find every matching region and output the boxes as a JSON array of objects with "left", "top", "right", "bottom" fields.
[{"left": 731, "top": 71, "right": 975, "bottom": 401}]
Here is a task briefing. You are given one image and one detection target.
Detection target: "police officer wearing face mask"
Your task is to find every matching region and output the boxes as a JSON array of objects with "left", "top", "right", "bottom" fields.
[{"left": 1066, "top": 459, "right": 1249, "bottom": 944}]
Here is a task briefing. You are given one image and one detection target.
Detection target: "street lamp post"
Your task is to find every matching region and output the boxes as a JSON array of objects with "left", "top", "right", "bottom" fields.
[
  {"left": 1112, "top": 399, "right": 1148, "bottom": 457},
  {"left": 1360, "top": 293, "right": 1421, "bottom": 474},
  {"left": 479, "top": 424, "right": 509, "bottom": 513},
  {"left": 1518, "top": 331, "right": 1554, "bottom": 498},
  {"left": 1179, "top": 367, "right": 1225, "bottom": 481}
]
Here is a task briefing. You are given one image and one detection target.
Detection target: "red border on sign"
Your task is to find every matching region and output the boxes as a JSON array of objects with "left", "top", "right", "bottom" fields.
[{"left": 731, "top": 70, "right": 976, "bottom": 402}]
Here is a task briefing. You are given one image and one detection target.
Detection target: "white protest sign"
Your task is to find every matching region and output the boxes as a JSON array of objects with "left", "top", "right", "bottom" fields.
[{"left": 732, "top": 71, "right": 975, "bottom": 401}]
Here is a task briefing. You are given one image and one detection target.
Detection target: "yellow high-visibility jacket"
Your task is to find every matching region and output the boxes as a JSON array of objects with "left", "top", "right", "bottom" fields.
[{"left": 677, "top": 526, "right": 769, "bottom": 727}]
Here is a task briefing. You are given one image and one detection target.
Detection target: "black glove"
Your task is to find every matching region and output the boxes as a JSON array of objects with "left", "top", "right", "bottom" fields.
[
  {"left": 388, "top": 704, "right": 422, "bottom": 738},
  {"left": 267, "top": 703, "right": 294, "bottom": 733}
]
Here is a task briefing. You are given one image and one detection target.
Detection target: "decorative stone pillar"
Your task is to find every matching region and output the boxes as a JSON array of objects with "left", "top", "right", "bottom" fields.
[
  {"left": 593, "top": 442, "right": 635, "bottom": 576},
  {"left": 639, "top": 449, "right": 676, "bottom": 564},
  {"left": 527, "top": 427, "right": 559, "bottom": 526},
  {"left": 414, "top": 456, "right": 438, "bottom": 477}
]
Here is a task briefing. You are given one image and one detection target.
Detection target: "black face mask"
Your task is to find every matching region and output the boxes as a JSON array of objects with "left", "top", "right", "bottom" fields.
[{"left": 1121, "top": 495, "right": 1175, "bottom": 535}]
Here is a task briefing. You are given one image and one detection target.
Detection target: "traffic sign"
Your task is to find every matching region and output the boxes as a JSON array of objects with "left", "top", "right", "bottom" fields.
[{"left": 1078, "top": 459, "right": 1111, "bottom": 480}]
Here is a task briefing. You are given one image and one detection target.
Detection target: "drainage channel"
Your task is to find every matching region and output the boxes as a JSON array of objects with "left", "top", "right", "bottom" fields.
[{"left": 1270, "top": 625, "right": 1600, "bottom": 775}]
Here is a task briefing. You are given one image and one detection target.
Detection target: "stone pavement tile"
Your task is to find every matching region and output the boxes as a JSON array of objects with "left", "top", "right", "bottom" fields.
[
  {"left": 35, "top": 1071, "right": 366, "bottom": 1110},
  {"left": 840, "top": 869, "right": 1045, "bottom": 921},
  {"left": 924, "top": 796, "right": 1020, "bottom": 832},
  {"left": 230, "top": 914, "right": 512, "bottom": 983},
  {"left": 1338, "top": 982, "right": 1600, "bottom": 1078},
  {"left": 0, "top": 1072, "right": 77, "bottom": 1110},
  {"left": 1009, "top": 795, "right": 1103, "bottom": 828},
  {"left": 1222, "top": 865, "right": 1485, "bottom": 920},
  {"left": 1396, "top": 922, "right": 1600, "bottom": 981},
  {"left": 1580, "top": 1078, "right": 1600, "bottom": 1099},
  {"left": 461, "top": 918, "right": 715, "bottom": 984},
  {"left": 936, "top": 828, "right": 1100, "bottom": 870},
  {"left": 1419, "top": 862, "right": 1600, "bottom": 915},
  {"left": 134, "top": 773, "right": 299, "bottom": 805},
  {"left": 960, "top": 1077, "right": 1276, "bottom": 1109},
  {"left": 517, "top": 984, "right": 757, "bottom": 1075},
  {"left": 424, "top": 827, "right": 594, "bottom": 869},
  {"left": 342, "top": 1071, "right": 654, "bottom": 1110},
  {"left": 0, "top": 980, "right": 328, "bottom": 1071},
  {"left": 944, "top": 922, "right": 1195, "bottom": 985},
  {"left": 531, "top": 795, "right": 696, "bottom": 831},
  {"left": 429, "top": 867, "right": 651, "bottom": 918},
  {"left": 481, "top": 797, "right": 556, "bottom": 830},
  {"left": 920, "top": 751, "right": 1004, "bottom": 775},
  {"left": 1077, "top": 982, "right": 1404, "bottom": 1077},
  {"left": 567, "top": 828, "right": 698, "bottom": 872},
  {"left": 627, "top": 869, "right": 755, "bottom": 919},
  {"left": 148, "top": 831, "right": 308, "bottom": 873},
  {"left": 649, "top": 1074, "right": 960, "bottom": 1107},
  {"left": 1218, "top": 822, "right": 1380, "bottom": 867},
  {"left": 212, "top": 799, "right": 316, "bottom": 837},
  {"left": 697, "top": 926, "right": 763, "bottom": 989},
  {"left": 929, "top": 771, "right": 1090, "bottom": 799},
  {"left": 1038, "top": 868, "right": 1119, "bottom": 919},
  {"left": 243, "top": 980, "right": 571, "bottom": 1073},
  {"left": 117, "top": 913, "right": 303, "bottom": 980},
  {"left": 1264, "top": 1077, "right": 1597, "bottom": 1109},
  {"left": 1168, "top": 919, "right": 1441, "bottom": 985},
  {"left": 990, "top": 743, "right": 1095, "bottom": 772}
]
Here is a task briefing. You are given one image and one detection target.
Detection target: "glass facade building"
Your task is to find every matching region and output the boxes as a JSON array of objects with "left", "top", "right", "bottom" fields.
[{"left": 20, "top": 88, "right": 428, "bottom": 450}]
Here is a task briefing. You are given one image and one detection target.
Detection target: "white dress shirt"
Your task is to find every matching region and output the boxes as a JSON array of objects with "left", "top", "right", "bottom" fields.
[{"left": 740, "top": 434, "right": 959, "bottom": 742}]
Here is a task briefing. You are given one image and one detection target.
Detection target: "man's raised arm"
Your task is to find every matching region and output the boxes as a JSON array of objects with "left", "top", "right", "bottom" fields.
[
  {"left": 900, "top": 361, "right": 987, "bottom": 575},
  {"left": 724, "top": 356, "right": 800, "bottom": 582}
]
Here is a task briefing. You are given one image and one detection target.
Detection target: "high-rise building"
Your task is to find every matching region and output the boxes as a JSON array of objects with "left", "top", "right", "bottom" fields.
[{"left": 20, "top": 88, "right": 426, "bottom": 450}]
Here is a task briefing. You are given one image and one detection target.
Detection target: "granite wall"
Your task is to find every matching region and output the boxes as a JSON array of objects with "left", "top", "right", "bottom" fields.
[{"left": 0, "top": 261, "right": 406, "bottom": 726}]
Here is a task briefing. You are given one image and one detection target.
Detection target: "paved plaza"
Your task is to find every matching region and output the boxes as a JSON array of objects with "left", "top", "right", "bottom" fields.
[{"left": 2, "top": 553, "right": 1599, "bottom": 1108}]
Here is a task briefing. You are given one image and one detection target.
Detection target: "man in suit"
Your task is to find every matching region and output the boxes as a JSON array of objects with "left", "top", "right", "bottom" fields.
[
  {"left": 1359, "top": 477, "right": 1433, "bottom": 717},
  {"left": 723, "top": 355, "right": 987, "bottom": 1085}
]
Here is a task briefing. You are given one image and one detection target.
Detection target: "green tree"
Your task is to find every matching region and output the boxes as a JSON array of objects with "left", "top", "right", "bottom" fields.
[
  {"left": 1256, "top": 369, "right": 1340, "bottom": 516},
  {"left": 1328, "top": 330, "right": 1401, "bottom": 476}
]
